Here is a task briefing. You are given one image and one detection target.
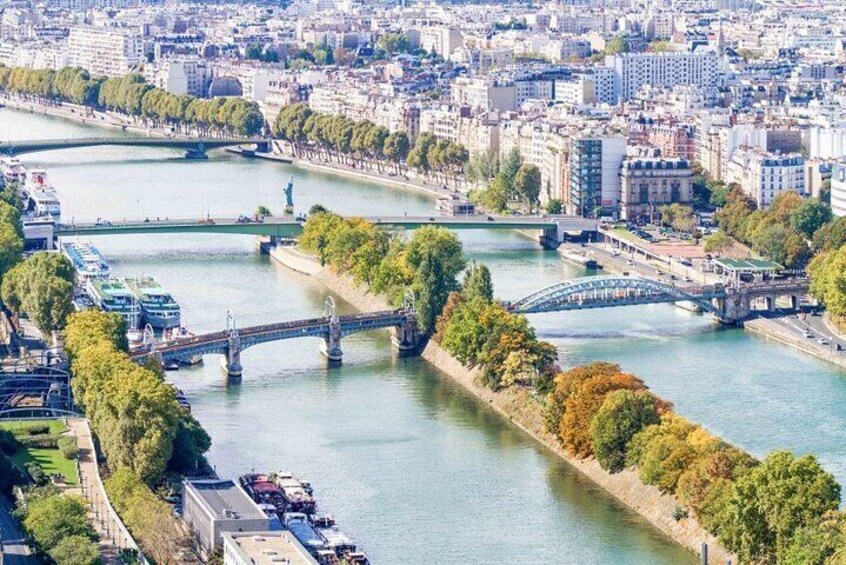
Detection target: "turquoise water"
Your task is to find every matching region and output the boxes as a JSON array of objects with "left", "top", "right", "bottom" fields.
[{"left": 4, "top": 106, "right": 845, "bottom": 562}]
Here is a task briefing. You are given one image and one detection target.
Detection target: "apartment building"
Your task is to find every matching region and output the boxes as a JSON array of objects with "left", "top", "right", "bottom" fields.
[
  {"left": 830, "top": 163, "right": 846, "bottom": 218},
  {"left": 68, "top": 25, "right": 143, "bottom": 77},
  {"left": 451, "top": 77, "right": 516, "bottom": 112},
  {"left": 565, "top": 136, "right": 626, "bottom": 217},
  {"left": 606, "top": 50, "right": 720, "bottom": 102},
  {"left": 726, "top": 148, "right": 805, "bottom": 209},
  {"left": 619, "top": 157, "right": 693, "bottom": 222},
  {"left": 145, "top": 59, "right": 210, "bottom": 97},
  {"left": 419, "top": 106, "right": 499, "bottom": 157}
]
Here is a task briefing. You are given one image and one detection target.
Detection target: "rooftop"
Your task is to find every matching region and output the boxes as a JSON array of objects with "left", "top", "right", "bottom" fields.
[
  {"left": 714, "top": 258, "right": 783, "bottom": 272},
  {"left": 185, "top": 479, "right": 267, "bottom": 520},
  {"left": 221, "top": 531, "right": 318, "bottom": 565}
]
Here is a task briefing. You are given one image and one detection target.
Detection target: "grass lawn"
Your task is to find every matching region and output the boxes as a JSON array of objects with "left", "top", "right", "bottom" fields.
[{"left": 0, "top": 420, "right": 78, "bottom": 486}]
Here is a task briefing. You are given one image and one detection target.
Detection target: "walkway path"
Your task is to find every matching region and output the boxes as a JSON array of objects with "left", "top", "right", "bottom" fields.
[{"left": 67, "top": 418, "right": 140, "bottom": 564}]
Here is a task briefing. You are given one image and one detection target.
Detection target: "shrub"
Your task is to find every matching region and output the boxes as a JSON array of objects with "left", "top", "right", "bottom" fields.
[
  {"left": 672, "top": 505, "right": 688, "bottom": 522},
  {"left": 589, "top": 390, "right": 660, "bottom": 473},
  {"left": 58, "top": 437, "right": 80, "bottom": 461},
  {"left": 17, "top": 433, "right": 61, "bottom": 449},
  {"left": 11, "top": 423, "right": 49, "bottom": 436},
  {"left": 25, "top": 461, "right": 47, "bottom": 485}
]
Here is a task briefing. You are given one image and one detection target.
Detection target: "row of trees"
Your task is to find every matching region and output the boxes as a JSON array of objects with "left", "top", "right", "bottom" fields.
[
  {"left": 299, "top": 209, "right": 467, "bottom": 333},
  {"left": 0, "top": 65, "right": 266, "bottom": 136},
  {"left": 542, "top": 361, "right": 845, "bottom": 564},
  {"left": 0, "top": 196, "right": 23, "bottom": 282},
  {"left": 469, "top": 148, "right": 542, "bottom": 212},
  {"left": 64, "top": 310, "right": 205, "bottom": 559},
  {"left": 18, "top": 486, "right": 100, "bottom": 565},
  {"left": 713, "top": 188, "right": 833, "bottom": 267},
  {"left": 65, "top": 310, "right": 211, "bottom": 486},
  {"left": 2, "top": 253, "right": 74, "bottom": 337},
  {"left": 435, "top": 264, "right": 558, "bottom": 390},
  {"left": 809, "top": 245, "right": 846, "bottom": 319},
  {"left": 274, "top": 104, "right": 469, "bottom": 183}
]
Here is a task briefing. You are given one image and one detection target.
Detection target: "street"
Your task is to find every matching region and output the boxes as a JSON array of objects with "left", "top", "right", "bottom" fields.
[{"left": 0, "top": 495, "right": 36, "bottom": 564}]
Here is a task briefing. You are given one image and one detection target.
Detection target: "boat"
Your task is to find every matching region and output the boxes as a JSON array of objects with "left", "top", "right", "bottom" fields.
[
  {"left": 282, "top": 513, "right": 330, "bottom": 558},
  {"left": 62, "top": 242, "right": 111, "bottom": 283},
  {"left": 310, "top": 515, "right": 368, "bottom": 563},
  {"left": 239, "top": 472, "right": 316, "bottom": 515},
  {"left": 86, "top": 278, "right": 141, "bottom": 327},
  {"left": 0, "top": 157, "right": 26, "bottom": 184},
  {"left": 125, "top": 276, "right": 181, "bottom": 330},
  {"left": 28, "top": 189, "right": 61, "bottom": 220}
]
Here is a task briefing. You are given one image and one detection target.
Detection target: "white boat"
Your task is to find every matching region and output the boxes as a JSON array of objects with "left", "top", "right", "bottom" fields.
[
  {"left": 61, "top": 242, "right": 111, "bottom": 283},
  {"left": 0, "top": 157, "right": 26, "bottom": 184}
]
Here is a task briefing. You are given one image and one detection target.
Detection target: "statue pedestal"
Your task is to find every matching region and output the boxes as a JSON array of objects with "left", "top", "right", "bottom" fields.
[{"left": 285, "top": 205, "right": 294, "bottom": 215}]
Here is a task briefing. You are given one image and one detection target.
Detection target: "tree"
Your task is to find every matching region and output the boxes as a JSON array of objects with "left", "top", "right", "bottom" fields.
[
  {"left": 545, "top": 198, "right": 563, "bottom": 214},
  {"left": 789, "top": 198, "right": 832, "bottom": 239},
  {"left": 64, "top": 310, "right": 128, "bottom": 359},
  {"left": 544, "top": 362, "right": 621, "bottom": 438},
  {"left": 0, "top": 222, "right": 22, "bottom": 279},
  {"left": 513, "top": 164, "right": 542, "bottom": 209},
  {"left": 463, "top": 262, "right": 494, "bottom": 302},
  {"left": 256, "top": 205, "right": 272, "bottom": 218},
  {"left": 808, "top": 245, "right": 846, "bottom": 317},
  {"left": 500, "top": 148, "right": 522, "bottom": 189},
  {"left": 560, "top": 371, "right": 645, "bottom": 457},
  {"left": 704, "top": 231, "right": 732, "bottom": 255},
  {"left": 377, "top": 33, "right": 409, "bottom": 55},
  {"left": 48, "top": 535, "right": 100, "bottom": 565},
  {"left": 1, "top": 252, "right": 74, "bottom": 335},
  {"left": 383, "top": 132, "right": 410, "bottom": 172},
  {"left": 406, "top": 226, "right": 466, "bottom": 333},
  {"left": 780, "top": 511, "right": 845, "bottom": 565},
  {"left": 22, "top": 495, "right": 96, "bottom": 552},
  {"left": 605, "top": 35, "right": 630, "bottom": 55},
  {"left": 590, "top": 390, "right": 660, "bottom": 473},
  {"left": 719, "top": 451, "right": 841, "bottom": 563},
  {"left": 812, "top": 217, "right": 846, "bottom": 252}
]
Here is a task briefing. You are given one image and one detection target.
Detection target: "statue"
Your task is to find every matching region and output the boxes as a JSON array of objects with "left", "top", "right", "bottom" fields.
[{"left": 284, "top": 177, "right": 294, "bottom": 214}]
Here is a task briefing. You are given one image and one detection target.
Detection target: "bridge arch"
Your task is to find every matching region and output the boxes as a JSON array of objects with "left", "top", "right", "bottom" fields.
[{"left": 510, "top": 276, "right": 722, "bottom": 315}]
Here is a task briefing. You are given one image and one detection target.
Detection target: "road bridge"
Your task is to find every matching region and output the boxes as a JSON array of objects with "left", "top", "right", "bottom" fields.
[
  {"left": 51, "top": 214, "right": 597, "bottom": 245},
  {"left": 131, "top": 296, "right": 419, "bottom": 379},
  {"left": 0, "top": 137, "right": 270, "bottom": 159},
  {"left": 509, "top": 276, "right": 810, "bottom": 323}
]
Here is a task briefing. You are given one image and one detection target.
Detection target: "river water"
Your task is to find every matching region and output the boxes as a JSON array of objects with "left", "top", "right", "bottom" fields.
[{"left": 3, "top": 107, "right": 846, "bottom": 564}]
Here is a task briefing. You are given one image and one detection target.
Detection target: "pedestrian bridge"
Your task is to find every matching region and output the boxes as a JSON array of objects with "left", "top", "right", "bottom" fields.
[
  {"left": 508, "top": 276, "right": 809, "bottom": 323},
  {"left": 132, "top": 298, "right": 419, "bottom": 379},
  {"left": 0, "top": 137, "right": 270, "bottom": 158},
  {"left": 52, "top": 214, "right": 598, "bottom": 241}
]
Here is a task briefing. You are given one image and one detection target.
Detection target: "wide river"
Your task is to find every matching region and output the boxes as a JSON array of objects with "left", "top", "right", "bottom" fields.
[{"left": 3, "top": 108, "right": 846, "bottom": 564}]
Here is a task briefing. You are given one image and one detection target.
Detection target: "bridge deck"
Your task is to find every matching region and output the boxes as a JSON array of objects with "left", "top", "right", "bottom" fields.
[{"left": 0, "top": 137, "right": 267, "bottom": 156}]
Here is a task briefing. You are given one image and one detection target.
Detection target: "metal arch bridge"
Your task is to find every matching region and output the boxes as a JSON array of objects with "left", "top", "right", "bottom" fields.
[
  {"left": 0, "top": 137, "right": 270, "bottom": 157},
  {"left": 508, "top": 276, "right": 728, "bottom": 315},
  {"left": 131, "top": 299, "right": 419, "bottom": 378},
  {"left": 52, "top": 214, "right": 597, "bottom": 239},
  {"left": 0, "top": 365, "right": 75, "bottom": 418}
]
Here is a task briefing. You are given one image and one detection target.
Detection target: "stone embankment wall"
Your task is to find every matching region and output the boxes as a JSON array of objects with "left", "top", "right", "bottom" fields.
[{"left": 270, "top": 245, "right": 734, "bottom": 564}]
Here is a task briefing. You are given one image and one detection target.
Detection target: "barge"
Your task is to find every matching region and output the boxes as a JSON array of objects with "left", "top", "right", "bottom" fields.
[{"left": 239, "top": 472, "right": 316, "bottom": 514}]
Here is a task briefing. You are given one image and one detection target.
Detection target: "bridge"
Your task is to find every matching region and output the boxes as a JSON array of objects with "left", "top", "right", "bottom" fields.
[
  {"left": 131, "top": 296, "right": 419, "bottom": 379},
  {"left": 0, "top": 137, "right": 270, "bottom": 159},
  {"left": 0, "top": 364, "right": 75, "bottom": 418},
  {"left": 508, "top": 276, "right": 810, "bottom": 323},
  {"left": 50, "top": 214, "right": 597, "bottom": 247}
]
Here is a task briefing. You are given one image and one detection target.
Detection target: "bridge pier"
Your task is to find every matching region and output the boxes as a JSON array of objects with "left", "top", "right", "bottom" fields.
[
  {"left": 320, "top": 320, "right": 343, "bottom": 363},
  {"left": 539, "top": 227, "right": 561, "bottom": 250},
  {"left": 221, "top": 331, "right": 243, "bottom": 381},
  {"left": 184, "top": 147, "right": 209, "bottom": 160},
  {"left": 392, "top": 313, "right": 419, "bottom": 352}
]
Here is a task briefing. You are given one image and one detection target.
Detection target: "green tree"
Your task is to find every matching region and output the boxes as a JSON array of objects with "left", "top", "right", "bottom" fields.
[
  {"left": 500, "top": 147, "right": 522, "bottom": 189},
  {"left": 22, "top": 495, "right": 96, "bottom": 552},
  {"left": 808, "top": 245, "right": 846, "bottom": 316},
  {"left": 545, "top": 198, "right": 564, "bottom": 214},
  {"left": 789, "top": 198, "right": 832, "bottom": 239},
  {"left": 704, "top": 231, "right": 732, "bottom": 255},
  {"left": 513, "top": 163, "right": 542, "bottom": 209},
  {"left": 377, "top": 33, "right": 409, "bottom": 55},
  {"left": 605, "top": 35, "right": 630, "bottom": 55},
  {"left": 256, "top": 205, "right": 272, "bottom": 218},
  {"left": 48, "top": 535, "right": 100, "bottom": 565},
  {"left": 719, "top": 451, "right": 841, "bottom": 563},
  {"left": 589, "top": 390, "right": 660, "bottom": 473},
  {"left": 812, "top": 217, "right": 846, "bottom": 252},
  {"left": 463, "top": 262, "right": 494, "bottom": 303},
  {"left": 0, "top": 222, "right": 23, "bottom": 278}
]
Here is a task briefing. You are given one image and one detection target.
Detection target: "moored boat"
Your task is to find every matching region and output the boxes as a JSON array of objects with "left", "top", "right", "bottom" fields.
[
  {"left": 125, "top": 276, "right": 181, "bottom": 330},
  {"left": 62, "top": 242, "right": 111, "bottom": 283},
  {"left": 86, "top": 278, "right": 141, "bottom": 327}
]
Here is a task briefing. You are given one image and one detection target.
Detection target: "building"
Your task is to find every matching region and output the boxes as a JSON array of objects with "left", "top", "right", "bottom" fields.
[
  {"left": 451, "top": 77, "right": 516, "bottom": 112},
  {"left": 68, "top": 25, "right": 143, "bottom": 77},
  {"left": 606, "top": 50, "right": 719, "bottom": 102},
  {"left": 726, "top": 148, "right": 805, "bottom": 209},
  {"left": 619, "top": 157, "right": 693, "bottom": 222},
  {"left": 222, "top": 531, "right": 318, "bottom": 565},
  {"left": 183, "top": 479, "right": 270, "bottom": 554},
  {"left": 830, "top": 163, "right": 846, "bottom": 218},
  {"left": 145, "top": 59, "right": 210, "bottom": 97},
  {"left": 566, "top": 136, "right": 627, "bottom": 217}
]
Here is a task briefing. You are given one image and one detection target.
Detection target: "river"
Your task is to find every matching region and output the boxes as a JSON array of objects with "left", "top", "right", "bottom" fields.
[{"left": 3, "top": 107, "right": 845, "bottom": 564}]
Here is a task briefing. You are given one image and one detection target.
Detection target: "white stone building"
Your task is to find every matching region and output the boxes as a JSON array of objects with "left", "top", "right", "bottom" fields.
[
  {"left": 606, "top": 50, "right": 720, "bottom": 102},
  {"left": 68, "top": 25, "right": 143, "bottom": 77},
  {"left": 726, "top": 148, "right": 806, "bottom": 209}
]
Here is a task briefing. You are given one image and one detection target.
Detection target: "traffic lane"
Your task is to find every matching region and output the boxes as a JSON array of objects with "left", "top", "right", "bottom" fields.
[
  {"left": 768, "top": 313, "right": 846, "bottom": 355},
  {"left": 0, "top": 495, "right": 36, "bottom": 564}
]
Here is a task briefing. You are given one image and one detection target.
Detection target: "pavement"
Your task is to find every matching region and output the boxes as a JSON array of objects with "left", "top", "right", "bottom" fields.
[{"left": 0, "top": 495, "right": 36, "bottom": 565}]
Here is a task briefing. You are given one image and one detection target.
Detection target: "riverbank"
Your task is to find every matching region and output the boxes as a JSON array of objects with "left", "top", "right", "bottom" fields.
[
  {"left": 269, "top": 244, "right": 732, "bottom": 564},
  {"left": 745, "top": 317, "right": 846, "bottom": 371}
]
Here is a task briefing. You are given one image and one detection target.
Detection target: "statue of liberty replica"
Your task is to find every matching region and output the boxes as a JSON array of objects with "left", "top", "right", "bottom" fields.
[{"left": 284, "top": 177, "right": 294, "bottom": 215}]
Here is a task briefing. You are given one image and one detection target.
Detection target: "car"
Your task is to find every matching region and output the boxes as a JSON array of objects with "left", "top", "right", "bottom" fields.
[
  {"left": 818, "top": 338, "right": 830, "bottom": 346},
  {"left": 236, "top": 215, "right": 251, "bottom": 223},
  {"left": 487, "top": 215, "right": 495, "bottom": 221},
  {"left": 804, "top": 330, "right": 814, "bottom": 338},
  {"left": 627, "top": 260, "right": 634, "bottom": 265},
  {"left": 683, "top": 276, "right": 692, "bottom": 283},
  {"left": 95, "top": 219, "right": 112, "bottom": 227}
]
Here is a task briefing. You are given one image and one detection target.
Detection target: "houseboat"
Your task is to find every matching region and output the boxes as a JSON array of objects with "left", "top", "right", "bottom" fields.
[
  {"left": 86, "top": 278, "right": 141, "bottom": 327},
  {"left": 125, "top": 276, "right": 181, "bottom": 330},
  {"left": 62, "top": 242, "right": 111, "bottom": 283}
]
